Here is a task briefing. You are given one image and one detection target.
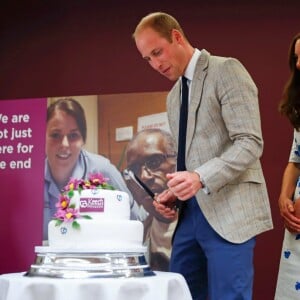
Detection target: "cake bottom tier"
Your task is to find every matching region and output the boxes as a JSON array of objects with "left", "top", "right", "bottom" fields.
[{"left": 48, "top": 219, "right": 143, "bottom": 249}]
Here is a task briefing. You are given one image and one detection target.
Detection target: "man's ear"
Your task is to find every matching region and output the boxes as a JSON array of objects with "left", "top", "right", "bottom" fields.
[{"left": 171, "top": 29, "right": 183, "bottom": 44}]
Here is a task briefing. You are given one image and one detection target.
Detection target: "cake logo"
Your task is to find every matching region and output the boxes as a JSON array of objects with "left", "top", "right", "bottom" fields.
[{"left": 80, "top": 197, "right": 105, "bottom": 212}]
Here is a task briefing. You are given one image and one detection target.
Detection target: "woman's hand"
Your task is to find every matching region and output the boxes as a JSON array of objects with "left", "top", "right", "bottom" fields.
[{"left": 279, "top": 195, "right": 300, "bottom": 233}]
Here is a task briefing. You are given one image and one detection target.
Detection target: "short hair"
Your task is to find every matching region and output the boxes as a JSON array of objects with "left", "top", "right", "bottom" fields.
[
  {"left": 133, "top": 12, "right": 186, "bottom": 43},
  {"left": 47, "top": 98, "right": 87, "bottom": 142},
  {"left": 127, "top": 128, "right": 176, "bottom": 156}
]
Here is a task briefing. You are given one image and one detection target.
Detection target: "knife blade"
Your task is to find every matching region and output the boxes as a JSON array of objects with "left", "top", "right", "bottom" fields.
[{"left": 123, "top": 169, "right": 155, "bottom": 199}]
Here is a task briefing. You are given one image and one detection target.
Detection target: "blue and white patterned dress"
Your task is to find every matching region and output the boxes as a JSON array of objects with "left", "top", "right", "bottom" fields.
[{"left": 275, "top": 130, "right": 300, "bottom": 299}]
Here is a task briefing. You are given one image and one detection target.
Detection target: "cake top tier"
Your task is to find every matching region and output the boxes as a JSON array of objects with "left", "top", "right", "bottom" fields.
[{"left": 52, "top": 172, "right": 130, "bottom": 228}]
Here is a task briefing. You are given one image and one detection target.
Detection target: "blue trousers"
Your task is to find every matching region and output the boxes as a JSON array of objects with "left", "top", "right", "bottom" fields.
[{"left": 170, "top": 197, "right": 255, "bottom": 300}]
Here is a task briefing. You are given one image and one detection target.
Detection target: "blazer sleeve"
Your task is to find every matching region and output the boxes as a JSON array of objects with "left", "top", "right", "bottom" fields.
[{"left": 194, "top": 58, "right": 264, "bottom": 192}]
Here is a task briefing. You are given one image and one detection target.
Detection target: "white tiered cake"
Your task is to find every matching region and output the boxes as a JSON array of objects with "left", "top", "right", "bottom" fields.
[
  {"left": 46, "top": 189, "right": 144, "bottom": 252},
  {"left": 27, "top": 173, "right": 152, "bottom": 278}
]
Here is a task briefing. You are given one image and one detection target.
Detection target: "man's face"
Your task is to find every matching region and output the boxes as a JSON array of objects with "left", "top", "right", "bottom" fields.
[
  {"left": 126, "top": 132, "right": 176, "bottom": 197},
  {"left": 135, "top": 27, "right": 186, "bottom": 81}
]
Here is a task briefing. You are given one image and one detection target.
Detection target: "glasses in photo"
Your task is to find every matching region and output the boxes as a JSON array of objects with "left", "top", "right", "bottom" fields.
[{"left": 127, "top": 153, "right": 176, "bottom": 176}]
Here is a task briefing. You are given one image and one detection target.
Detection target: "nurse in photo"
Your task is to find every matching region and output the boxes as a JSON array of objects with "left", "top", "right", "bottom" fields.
[{"left": 44, "top": 98, "right": 145, "bottom": 241}]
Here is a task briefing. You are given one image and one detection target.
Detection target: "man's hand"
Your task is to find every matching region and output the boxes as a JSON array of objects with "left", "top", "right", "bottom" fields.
[
  {"left": 153, "top": 189, "right": 177, "bottom": 220},
  {"left": 166, "top": 171, "right": 202, "bottom": 200}
]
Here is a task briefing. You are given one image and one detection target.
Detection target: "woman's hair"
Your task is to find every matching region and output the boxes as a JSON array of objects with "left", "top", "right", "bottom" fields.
[
  {"left": 133, "top": 12, "right": 186, "bottom": 43},
  {"left": 47, "top": 98, "right": 87, "bottom": 142},
  {"left": 279, "top": 33, "right": 300, "bottom": 129}
]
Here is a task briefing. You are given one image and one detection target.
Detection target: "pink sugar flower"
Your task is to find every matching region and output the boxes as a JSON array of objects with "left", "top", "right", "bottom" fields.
[
  {"left": 54, "top": 208, "right": 67, "bottom": 220},
  {"left": 54, "top": 207, "right": 80, "bottom": 222},
  {"left": 63, "top": 207, "right": 80, "bottom": 222},
  {"left": 64, "top": 178, "right": 82, "bottom": 192},
  {"left": 55, "top": 195, "right": 70, "bottom": 210},
  {"left": 89, "top": 172, "right": 109, "bottom": 186},
  {"left": 81, "top": 180, "right": 91, "bottom": 189}
]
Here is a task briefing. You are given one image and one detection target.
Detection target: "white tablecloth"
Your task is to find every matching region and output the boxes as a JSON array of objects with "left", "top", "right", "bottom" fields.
[{"left": 0, "top": 271, "right": 192, "bottom": 300}]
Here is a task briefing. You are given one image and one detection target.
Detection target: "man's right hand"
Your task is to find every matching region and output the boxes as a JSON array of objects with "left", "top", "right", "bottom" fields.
[{"left": 153, "top": 189, "right": 177, "bottom": 220}]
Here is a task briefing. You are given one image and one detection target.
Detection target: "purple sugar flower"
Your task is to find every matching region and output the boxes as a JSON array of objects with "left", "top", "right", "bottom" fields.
[
  {"left": 88, "top": 172, "right": 109, "bottom": 187},
  {"left": 55, "top": 195, "right": 70, "bottom": 210},
  {"left": 64, "top": 178, "right": 82, "bottom": 192},
  {"left": 55, "top": 207, "right": 80, "bottom": 222}
]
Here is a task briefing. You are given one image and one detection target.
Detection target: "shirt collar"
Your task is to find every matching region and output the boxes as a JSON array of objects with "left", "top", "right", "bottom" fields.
[{"left": 183, "top": 48, "right": 201, "bottom": 82}]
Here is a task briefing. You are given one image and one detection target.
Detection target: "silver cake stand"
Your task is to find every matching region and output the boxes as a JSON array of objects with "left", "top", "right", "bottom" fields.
[{"left": 25, "top": 247, "right": 155, "bottom": 279}]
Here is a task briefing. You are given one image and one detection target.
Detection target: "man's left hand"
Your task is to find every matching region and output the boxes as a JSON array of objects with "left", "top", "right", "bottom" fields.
[{"left": 166, "top": 171, "right": 202, "bottom": 200}]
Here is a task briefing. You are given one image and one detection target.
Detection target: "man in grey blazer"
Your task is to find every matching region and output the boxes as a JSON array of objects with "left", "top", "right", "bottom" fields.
[{"left": 133, "top": 12, "right": 273, "bottom": 300}]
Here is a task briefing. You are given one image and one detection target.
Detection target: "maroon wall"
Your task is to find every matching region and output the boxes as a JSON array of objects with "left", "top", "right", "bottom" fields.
[{"left": 1, "top": 1, "right": 299, "bottom": 298}]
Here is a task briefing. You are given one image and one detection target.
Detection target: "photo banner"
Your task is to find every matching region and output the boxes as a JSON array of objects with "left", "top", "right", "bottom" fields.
[
  {"left": 0, "top": 93, "right": 174, "bottom": 274},
  {"left": 0, "top": 98, "right": 47, "bottom": 274}
]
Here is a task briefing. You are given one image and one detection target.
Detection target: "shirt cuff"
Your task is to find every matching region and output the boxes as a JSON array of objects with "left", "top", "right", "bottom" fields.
[{"left": 194, "top": 170, "right": 211, "bottom": 195}]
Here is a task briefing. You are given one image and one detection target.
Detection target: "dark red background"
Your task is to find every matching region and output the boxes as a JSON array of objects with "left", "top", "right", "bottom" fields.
[{"left": 1, "top": 1, "right": 299, "bottom": 298}]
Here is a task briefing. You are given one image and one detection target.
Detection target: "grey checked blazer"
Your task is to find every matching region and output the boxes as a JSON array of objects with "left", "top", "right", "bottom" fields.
[{"left": 167, "top": 49, "right": 273, "bottom": 243}]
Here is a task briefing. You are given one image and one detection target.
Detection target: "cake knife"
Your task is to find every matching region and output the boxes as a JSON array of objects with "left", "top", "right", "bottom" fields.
[
  {"left": 123, "top": 169, "right": 178, "bottom": 222},
  {"left": 123, "top": 169, "right": 155, "bottom": 199}
]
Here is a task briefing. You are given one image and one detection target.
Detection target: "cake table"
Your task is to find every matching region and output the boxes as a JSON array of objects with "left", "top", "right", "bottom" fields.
[{"left": 0, "top": 271, "right": 192, "bottom": 300}]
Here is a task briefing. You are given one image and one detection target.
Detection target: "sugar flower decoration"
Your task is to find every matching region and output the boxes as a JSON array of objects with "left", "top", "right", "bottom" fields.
[{"left": 53, "top": 172, "right": 115, "bottom": 229}]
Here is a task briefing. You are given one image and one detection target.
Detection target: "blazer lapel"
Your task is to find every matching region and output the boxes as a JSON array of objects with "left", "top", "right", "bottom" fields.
[
  {"left": 167, "top": 80, "right": 181, "bottom": 142},
  {"left": 186, "top": 49, "right": 209, "bottom": 156}
]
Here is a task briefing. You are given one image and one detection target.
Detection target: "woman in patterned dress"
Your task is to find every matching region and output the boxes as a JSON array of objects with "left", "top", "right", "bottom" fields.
[{"left": 275, "top": 32, "right": 300, "bottom": 299}]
